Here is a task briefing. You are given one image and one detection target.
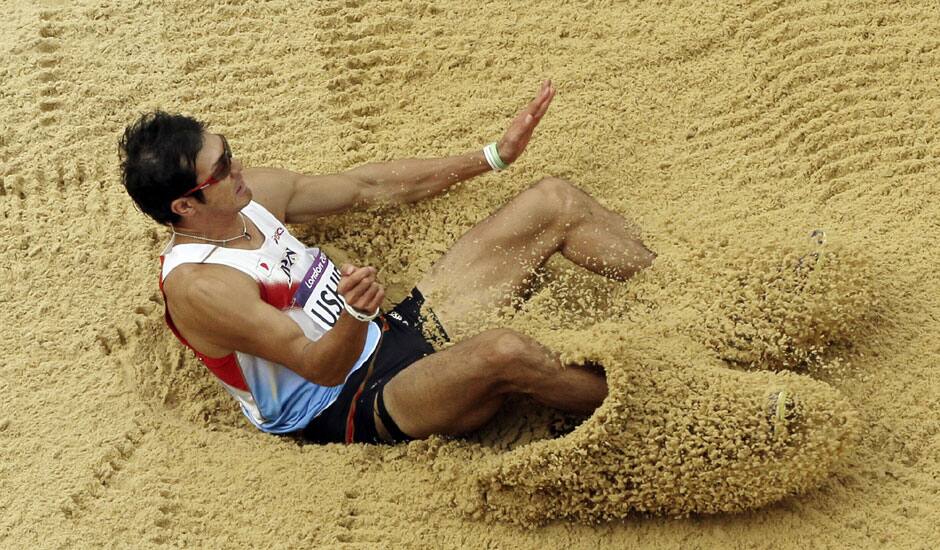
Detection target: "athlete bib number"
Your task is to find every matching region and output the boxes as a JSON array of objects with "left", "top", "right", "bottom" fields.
[{"left": 292, "top": 250, "right": 346, "bottom": 331}]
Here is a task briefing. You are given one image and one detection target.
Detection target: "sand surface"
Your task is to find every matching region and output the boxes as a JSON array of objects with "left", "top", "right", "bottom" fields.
[{"left": 2, "top": 0, "right": 938, "bottom": 547}]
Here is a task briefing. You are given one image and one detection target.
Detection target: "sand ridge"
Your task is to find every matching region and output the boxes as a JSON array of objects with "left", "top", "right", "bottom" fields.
[{"left": 2, "top": 0, "right": 939, "bottom": 547}]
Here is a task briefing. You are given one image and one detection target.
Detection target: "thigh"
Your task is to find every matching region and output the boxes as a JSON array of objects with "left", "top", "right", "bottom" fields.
[
  {"left": 417, "top": 184, "right": 562, "bottom": 333},
  {"left": 381, "top": 330, "right": 508, "bottom": 439},
  {"left": 302, "top": 305, "right": 436, "bottom": 444}
]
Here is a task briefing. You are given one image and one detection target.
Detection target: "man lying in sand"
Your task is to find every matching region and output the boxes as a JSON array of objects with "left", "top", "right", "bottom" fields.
[{"left": 120, "top": 81, "right": 656, "bottom": 444}]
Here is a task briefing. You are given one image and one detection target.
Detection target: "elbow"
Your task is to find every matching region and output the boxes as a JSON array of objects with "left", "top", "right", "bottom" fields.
[
  {"left": 359, "top": 184, "right": 403, "bottom": 208},
  {"left": 295, "top": 363, "right": 346, "bottom": 387},
  {"left": 356, "top": 175, "right": 413, "bottom": 207},
  {"left": 352, "top": 172, "right": 388, "bottom": 209},
  {"left": 317, "top": 372, "right": 347, "bottom": 387},
  {"left": 295, "top": 342, "right": 349, "bottom": 387}
]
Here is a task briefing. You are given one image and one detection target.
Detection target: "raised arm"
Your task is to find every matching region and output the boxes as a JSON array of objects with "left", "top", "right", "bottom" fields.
[
  {"left": 247, "top": 81, "right": 556, "bottom": 224},
  {"left": 350, "top": 80, "right": 556, "bottom": 209}
]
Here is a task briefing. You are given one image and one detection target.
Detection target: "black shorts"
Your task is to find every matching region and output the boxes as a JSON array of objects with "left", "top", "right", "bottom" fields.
[{"left": 300, "top": 287, "right": 449, "bottom": 444}]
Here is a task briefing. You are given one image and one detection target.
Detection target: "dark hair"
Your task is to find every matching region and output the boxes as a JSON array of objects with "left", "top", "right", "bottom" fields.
[{"left": 119, "top": 111, "right": 207, "bottom": 225}]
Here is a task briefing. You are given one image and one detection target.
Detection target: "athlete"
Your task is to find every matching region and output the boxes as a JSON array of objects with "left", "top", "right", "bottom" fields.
[{"left": 120, "top": 81, "right": 657, "bottom": 444}]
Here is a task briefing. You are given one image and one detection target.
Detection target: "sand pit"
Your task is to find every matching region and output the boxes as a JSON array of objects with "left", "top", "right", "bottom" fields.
[{"left": 2, "top": 0, "right": 939, "bottom": 547}]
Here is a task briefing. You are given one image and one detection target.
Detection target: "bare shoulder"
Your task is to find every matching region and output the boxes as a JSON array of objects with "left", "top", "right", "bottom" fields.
[
  {"left": 161, "top": 261, "right": 310, "bottom": 370},
  {"left": 163, "top": 263, "right": 258, "bottom": 307},
  {"left": 162, "top": 263, "right": 262, "bottom": 356},
  {"left": 243, "top": 167, "right": 299, "bottom": 223},
  {"left": 246, "top": 165, "right": 366, "bottom": 224}
]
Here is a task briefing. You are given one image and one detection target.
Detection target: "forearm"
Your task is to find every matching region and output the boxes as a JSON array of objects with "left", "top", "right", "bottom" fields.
[
  {"left": 351, "top": 150, "right": 493, "bottom": 206},
  {"left": 299, "top": 313, "right": 370, "bottom": 386}
]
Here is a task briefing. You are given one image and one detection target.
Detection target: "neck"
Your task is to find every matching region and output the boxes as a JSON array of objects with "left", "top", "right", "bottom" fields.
[{"left": 171, "top": 211, "right": 250, "bottom": 246}]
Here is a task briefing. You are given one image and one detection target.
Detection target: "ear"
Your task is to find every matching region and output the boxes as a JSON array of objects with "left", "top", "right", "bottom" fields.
[{"left": 170, "top": 196, "right": 200, "bottom": 219}]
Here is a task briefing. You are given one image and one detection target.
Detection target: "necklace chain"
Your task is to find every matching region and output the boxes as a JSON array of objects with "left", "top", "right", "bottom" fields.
[{"left": 171, "top": 213, "right": 251, "bottom": 247}]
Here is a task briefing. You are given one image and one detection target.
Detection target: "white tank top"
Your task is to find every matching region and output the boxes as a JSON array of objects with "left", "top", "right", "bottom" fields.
[{"left": 159, "top": 201, "right": 380, "bottom": 434}]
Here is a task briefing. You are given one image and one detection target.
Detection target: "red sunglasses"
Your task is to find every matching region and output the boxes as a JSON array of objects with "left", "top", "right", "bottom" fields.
[{"left": 182, "top": 135, "right": 232, "bottom": 197}]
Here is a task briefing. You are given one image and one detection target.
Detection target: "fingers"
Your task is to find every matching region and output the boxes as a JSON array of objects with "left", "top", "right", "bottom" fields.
[
  {"left": 534, "top": 84, "right": 555, "bottom": 119},
  {"left": 539, "top": 79, "right": 553, "bottom": 102},
  {"left": 526, "top": 80, "right": 550, "bottom": 111},
  {"left": 336, "top": 265, "right": 376, "bottom": 295},
  {"left": 357, "top": 282, "right": 385, "bottom": 312},
  {"left": 338, "top": 265, "right": 385, "bottom": 312},
  {"left": 517, "top": 81, "right": 554, "bottom": 128},
  {"left": 343, "top": 278, "right": 374, "bottom": 304},
  {"left": 367, "top": 286, "right": 385, "bottom": 311},
  {"left": 337, "top": 264, "right": 356, "bottom": 292},
  {"left": 530, "top": 80, "right": 554, "bottom": 119},
  {"left": 498, "top": 80, "right": 556, "bottom": 163},
  {"left": 344, "top": 281, "right": 385, "bottom": 313}
]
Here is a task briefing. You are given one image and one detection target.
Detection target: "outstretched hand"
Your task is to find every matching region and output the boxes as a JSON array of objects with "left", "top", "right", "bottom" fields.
[{"left": 497, "top": 80, "right": 556, "bottom": 165}]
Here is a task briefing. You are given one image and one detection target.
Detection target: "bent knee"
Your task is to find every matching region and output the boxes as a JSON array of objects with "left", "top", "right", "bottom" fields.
[
  {"left": 531, "top": 176, "right": 578, "bottom": 202},
  {"left": 473, "top": 328, "right": 566, "bottom": 394},
  {"left": 530, "top": 177, "right": 589, "bottom": 225},
  {"left": 477, "top": 328, "right": 532, "bottom": 366}
]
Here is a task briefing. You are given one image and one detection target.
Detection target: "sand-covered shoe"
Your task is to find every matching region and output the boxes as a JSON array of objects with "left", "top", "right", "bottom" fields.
[
  {"left": 767, "top": 388, "right": 799, "bottom": 437},
  {"left": 460, "top": 336, "right": 859, "bottom": 525}
]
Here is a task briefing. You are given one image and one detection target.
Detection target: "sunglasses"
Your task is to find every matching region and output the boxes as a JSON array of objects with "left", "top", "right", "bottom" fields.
[{"left": 182, "top": 134, "right": 232, "bottom": 197}]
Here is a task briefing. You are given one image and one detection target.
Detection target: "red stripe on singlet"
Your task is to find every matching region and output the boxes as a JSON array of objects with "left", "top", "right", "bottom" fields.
[{"left": 158, "top": 257, "right": 250, "bottom": 392}]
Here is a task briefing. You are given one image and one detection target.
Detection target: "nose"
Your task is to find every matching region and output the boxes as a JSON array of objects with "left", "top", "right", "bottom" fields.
[{"left": 231, "top": 157, "right": 243, "bottom": 176}]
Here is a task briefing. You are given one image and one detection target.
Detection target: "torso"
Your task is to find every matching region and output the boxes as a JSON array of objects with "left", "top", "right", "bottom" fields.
[
  {"left": 162, "top": 216, "right": 266, "bottom": 358},
  {"left": 163, "top": 264, "right": 253, "bottom": 357},
  {"left": 157, "top": 200, "right": 380, "bottom": 433},
  {"left": 162, "top": 172, "right": 283, "bottom": 357}
]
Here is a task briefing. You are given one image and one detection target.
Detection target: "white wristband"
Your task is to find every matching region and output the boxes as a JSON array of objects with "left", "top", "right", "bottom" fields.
[
  {"left": 343, "top": 300, "right": 380, "bottom": 322},
  {"left": 483, "top": 142, "right": 509, "bottom": 171}
]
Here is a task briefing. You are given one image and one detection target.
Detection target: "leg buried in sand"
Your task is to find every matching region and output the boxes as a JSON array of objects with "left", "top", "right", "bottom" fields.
[{"left": 380, "top": 176, "right": 656, "bottom": 439}]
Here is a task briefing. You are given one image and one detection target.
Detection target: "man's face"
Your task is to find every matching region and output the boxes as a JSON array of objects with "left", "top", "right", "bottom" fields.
[{"left": 192, "top": 132, "right": 251, "bottom": 210}]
